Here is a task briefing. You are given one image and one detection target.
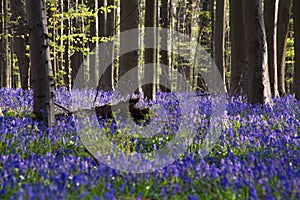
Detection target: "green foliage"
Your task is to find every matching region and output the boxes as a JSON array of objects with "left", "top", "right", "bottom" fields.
[{"left": 45, "top": 0, "right": 114, "bottom": 87}]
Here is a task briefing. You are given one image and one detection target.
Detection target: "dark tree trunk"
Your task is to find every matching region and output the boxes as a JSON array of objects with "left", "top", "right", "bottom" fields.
[
  {"left": 143, "top": 0, "right": 157, "bottom": 100},
  {"left": 264, "top": 0, "right": 279, "bottom": 97},
  {"left": 26, "top": 0, "right": 55, "bottom": 126},
  {"left": 229, "top": 0, "right": 247, "bottom": 96},
  {"left": 242, "top": 0, "right": 272, "bottom": 104},
  {"left": 277, "top": 0, "right": 292, "bottom": 96},
  {"left": 11, "top": 0, "right": 30, "bottom": 90},
  {"left": 159, "top": 0, "right": 171, "bottom": 92},
  {"left": 0, "top": 0, "right": 3, "bottom": 87},
  {"left": 100, "top": 0, "right": 115, "bottom": 91},
  {"left": 98, "top": 0, "right": 106, "bottom": 38},
  {"left": 63, "top": 0, "right": 71, "bottom": 90},
  {"left": 88, "top": 0, "right": 97, "bottom": 87},
  {"left": 210, "top": 0, "right": 215, "bottom": 59},
  {"left": 294, "top": 0, "right": 300, "bottom": 100},
  {"left": 119, "top": 0, "right": 140, "bottom": 94},
  {"left": 1, "top": 0, "right": 10, "bottom": 88},
  {"left": 215, "top": 0, "right": 226, "bottom": 92},
  {"left": 71, "top": 0, "right": 84, "bottom": 88}
]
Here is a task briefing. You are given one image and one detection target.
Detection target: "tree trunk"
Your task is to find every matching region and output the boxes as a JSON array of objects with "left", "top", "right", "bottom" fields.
[
  {"left": 100, "top": 0, "right": 115, "bottom": 91},
  {"left": 11, "top": 0, "right": 30, "bottom": 90},
  {"left": 88, "top": 0, "right": 97, "bottom": 87},
  {"left": 63, "top": 0, "right": 71, "bottom": 90},
  {"left": 98, "top": 0, "right": 106, "bottom": 38},
  {"left": 70, "top": 0, "right": 84, "bottom": 88},
  {"left": 210, "top": 0, "right": 215, "bottom": 60},
  {"left": 242, "top": 0, "right": 272, "bottom": 104},
  {"left": 159, "top": 0, "right": 171, "bottom": 92},
  {"left": 277, "top": 0, "right": 292, "bottom": 96},
  {"left": 196, "top": 1, "right": 211, "bottom": 92},
  {"left": 175, "top": 0, "right": 188, "bottom": 91},
  {"left": 0, "top": 0, "right": 3, "bottom": 87},
  {"left": 1, "top": 0, "right": 10, "bottom": 88},
  {"left": 229, "top": 0, "right": 247, "bottom": 96},
  {"left": 119, "top": 0, "right": 140, "bottom": 94},
  {"left": 294, "top": 0, "right": 300, "bottom": 100},
  {"left": 264, "top": 0, "right": 279, "bottom": 97},
  {"left": 26, "top": 0, "right": 55, "bottom": 126},
  {"left": 185, "top": 0, "right": 192, "bottom": 89},
  {"left": 143, "top": 0, "right": 157, "bottom": 100},
  {"left": 215, "top": 0, "right": 226, "bottom": 92}
]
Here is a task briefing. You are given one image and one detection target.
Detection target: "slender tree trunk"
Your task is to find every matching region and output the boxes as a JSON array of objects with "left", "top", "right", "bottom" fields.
[
  {"left": 0, "top": 0, "right": 4, "bottom": 87},
  {"left": 229, "top": 0, "right": 247, "bottom": 96},
  {"left": 175, "top": 0, "right": 188, "bottom": 91},
  {"left": 26, "top": 0, "right": 54, "bottom": 126},
  {"left": 143, "top": 0, "right": 157, "bottom": 100},
  {"left": 196, "top": 1, "right": 210, "bottom": 91},
  {"left": 242, "top": 0, "right": 272, "bottom": 104},
  {"left": 264, "top": 0, "right": 279, "bottom": 97},
  {"left": 119, "top": 0, "right": 140, "bottom": 94},
  {"left": 277, "top": 0, "right": 292, "bottom": 96},
  {"left": 1, "top": 0, "right": 10, "bottom": 88},
  {"left": 88, "top": 0, "right": 97, "bottom": 87},
  {"left": 294, "top": 0, "right": 300, "bottom": 100},
  {"left": 185, "top": 0, "right": 192, "bottom": 90},
  {"left": 11, "top": 0, "right": 30, "bottom": 90},
  {"left": 63, "top": 0, "right": 71, "bottom": 90},
  {"left": 71, "top": 0, "right": 84, "bottom": 88},
  {"left": 98, "top": 0, "right": 106, "bottom": 38},
  {"left": 101, "top": 0, "right": 115, "bottom": 91},
  {"left": 215, "top": 0, "right": 226, "bottom": 92},
  {"left": 159, "top": 0, "right": 171, "bottom": 92},
  {"left": 210, "top": 0, "right": 215, "bottom": 59}
]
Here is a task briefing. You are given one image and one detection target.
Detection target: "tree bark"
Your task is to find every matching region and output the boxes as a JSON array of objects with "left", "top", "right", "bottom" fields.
[
  {"left": 229, "top": 0, "right": 247, "bottom": 96},
  {"left": 100, "top": 0, "right": 115, "bottom": 91},
  {"left": 210, "top": 0, "right": 215, "bottom": 60},
  {"left": 159, "top": 0, "right": 171, "bottom": 92},
  {"left": 264, "top": 0, "right": 279, "bottom": 97},
  {"left": 143, "top": 0, "right": 157, "bottom": 100},
  {"left": 88, "top": 0, "right": 97, "bottom": 87},
  {"left": 26, "top": 0, "right": 55, "bottom": 125},
  {"left": 277, "top": 0, "right": 292, "bottom": 96},
  {"left": 119, "top": 0, "right": 140, "bottom": 94},
  {"left": 215, "top": 0, "right": 226, "bottom": 92},
  {"left": 242, "top": 0, "right": 272, "bottom": 104},
  {"left": 294, "top": 0, "right": 300, "bottom": 100},
  {"left": 98, "top": 0, "right": 106, "bottom": 38},
  {"left": 63, "top": 0, "right": 71, "bottom": 90},
  {"left": 1, "top": 0, "right": 10, "bottom": 88},
  {"left": 70, "top": 0, "right": 84, "bottom": 88},
  {"left": 11, "top": 0, "right": 30, "bottom": 90},
  {"left": 0, "top": 0, "right": 3, "bottom": 87}
]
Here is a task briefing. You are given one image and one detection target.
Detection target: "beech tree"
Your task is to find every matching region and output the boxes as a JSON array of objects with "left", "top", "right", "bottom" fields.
[
  {"left": 100, "top": 0, "right": 115, "bottom": 91},
  {"left": 277, "top": 0, "right": 292, "bottom": 96},
  {"left": 143, "top": 0, "right": 157, "bottom": 99},
  {"left": 159, "top": 0, "right": 171, "bottom": 92},
  {"left": 294, "top": 0, "right": 300, "bottom": 100},
  {"left": 26, "top": 0, "right": 54, "bottom": 125},
  {"left": 229, "top": 0, "right": 247, "bottom": 96},
  {"left": 11, "top": 0, "right": 29, "bottom": 90},
  {"left": 1, "top": 0, "right": 10, "bottom": 88},
  {"left": 264, "top": 0, "right": 279, "bottom": 97},
  {"left": 215, "top": 0, "right": 226, "bottom": 92},
  {"left": 119, "top": 0, "right": 140, "bottom": 93},
  {"left": 88, "top": 0, "right": 97, "bottom": 87},
  {"left": 242, "top": 0, "right": 272, "bottom": 104}
]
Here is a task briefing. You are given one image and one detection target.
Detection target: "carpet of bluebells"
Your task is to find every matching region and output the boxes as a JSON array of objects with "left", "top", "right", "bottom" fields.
[{"left": 0, "top": 87, "right": 299, "bottom": 199}]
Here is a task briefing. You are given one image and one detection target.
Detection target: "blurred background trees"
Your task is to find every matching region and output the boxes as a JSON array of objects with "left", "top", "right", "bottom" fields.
[{"left": 0, "top": 0, "right": 299, "bottom": 108}]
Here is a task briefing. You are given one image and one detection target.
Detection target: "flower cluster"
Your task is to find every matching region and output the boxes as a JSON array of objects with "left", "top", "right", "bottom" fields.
[{"left": 0, "top": 88, "right": 299, "bottom": 199}]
